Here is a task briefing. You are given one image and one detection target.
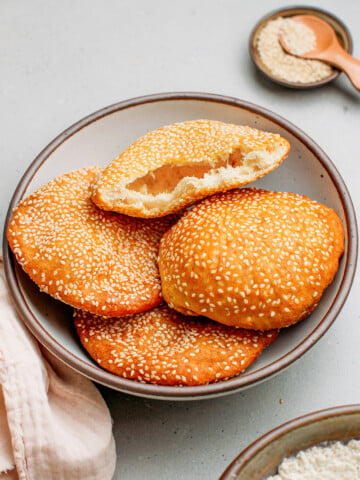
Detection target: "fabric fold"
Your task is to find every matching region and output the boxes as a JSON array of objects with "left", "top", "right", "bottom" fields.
[{"left": 0, "top": 263, "right": 116, "bottom": 480}]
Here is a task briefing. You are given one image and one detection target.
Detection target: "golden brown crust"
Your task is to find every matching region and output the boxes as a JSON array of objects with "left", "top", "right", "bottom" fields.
[
  {"left": 159, "top": 188, "right": 344, "bottom": 330},
  {"left": 74, "top": 305, "right": 278, "bottom": 386},
  {"left": 92, "top": 120, "right": 290, "bottom": 217},
  {"left": 7, "top": 167, "right": 176, "bottom": 316}
]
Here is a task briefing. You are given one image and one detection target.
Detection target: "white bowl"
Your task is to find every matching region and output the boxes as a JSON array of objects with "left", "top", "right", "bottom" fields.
[{"left": 3, "top": 92, "right": 357, "bottom": 400}]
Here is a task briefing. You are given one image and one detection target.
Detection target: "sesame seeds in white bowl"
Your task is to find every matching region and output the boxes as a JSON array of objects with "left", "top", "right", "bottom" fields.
[
  {"left": 219, "top": 404, "right": 360, "bottom": 479},
  {"left": 3, "top": 93, "right": 357, "bottom": 400}
]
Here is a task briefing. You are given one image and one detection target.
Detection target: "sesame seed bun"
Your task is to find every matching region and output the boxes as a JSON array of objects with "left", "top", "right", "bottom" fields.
[
  {"left": 74, "top": 305, "right": 278, "bottom": 386},
  {"left": 159, "top": 188, "right": 344, "bottom": 330},
  {"left": 7, "top": 167, "right": 176, "bottom": 317},
  {"left": 91, "top": 120, "right": 290, "bottom": 218}
]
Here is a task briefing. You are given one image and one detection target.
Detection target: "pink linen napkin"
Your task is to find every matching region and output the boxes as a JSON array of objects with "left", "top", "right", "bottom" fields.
[{"left": 0, "top": 259, "right": 116, "bottom": 480}]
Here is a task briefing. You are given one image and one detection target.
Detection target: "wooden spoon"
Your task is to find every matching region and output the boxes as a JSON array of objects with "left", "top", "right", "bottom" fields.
[{"left": 279, "top": 15, "right": 360, "bottom": 91}]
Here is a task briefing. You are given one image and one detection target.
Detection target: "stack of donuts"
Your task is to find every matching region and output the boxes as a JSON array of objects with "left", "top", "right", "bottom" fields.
[{"left": 7, "top": 120, "right": 344, "bottom": 386}]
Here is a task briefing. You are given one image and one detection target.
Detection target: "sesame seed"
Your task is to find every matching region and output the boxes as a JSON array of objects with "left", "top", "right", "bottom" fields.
[
  {"left": 74, "top": 304, "right": 278, "bottom": 386},
  {"left": 158, "top": 188, "right": 344, "bottom": 331},
  {"left": 7, "top": 166, "right": 177, "bottom": 317}
]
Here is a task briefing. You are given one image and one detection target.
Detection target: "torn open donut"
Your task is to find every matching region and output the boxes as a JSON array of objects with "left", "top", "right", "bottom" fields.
[{"left": 91, "top": 120, "right": 290, "bottom": 217}]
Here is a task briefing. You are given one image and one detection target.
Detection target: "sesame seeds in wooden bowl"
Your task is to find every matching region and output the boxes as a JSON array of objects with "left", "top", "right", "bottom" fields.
[
  {"left": 249, "top": 7, "right": 352, "bottom": 89},
  {"left": 3, "top": 93, "right": 357, "bottom": 400}
]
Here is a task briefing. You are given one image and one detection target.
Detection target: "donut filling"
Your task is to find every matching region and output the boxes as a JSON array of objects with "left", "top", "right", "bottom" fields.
[
  {"left": 106, "top": 145, "right": 287, "bottom": 211},
  {"left": 126, "top": 151, "right": 247, "bottom": 195}
]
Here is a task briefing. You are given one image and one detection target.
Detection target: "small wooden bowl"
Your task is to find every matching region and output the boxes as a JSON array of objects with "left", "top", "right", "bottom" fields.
[{"left": 249, "top": 6, "right": 353, "bottom": 89}]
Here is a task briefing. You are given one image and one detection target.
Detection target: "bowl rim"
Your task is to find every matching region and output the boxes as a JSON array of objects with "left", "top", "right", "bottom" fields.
[
  {"left": 248, "top": 5, "right": 353, "bottom": 89},
  {"left": 3, "top": 91, "right": 358, "bottom": 400},
  {"left": 219, "top": 403, "right": 360, "bottom": 479}
]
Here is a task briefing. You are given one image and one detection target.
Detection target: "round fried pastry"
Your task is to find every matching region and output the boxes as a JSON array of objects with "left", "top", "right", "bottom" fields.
[
  {"left": 159, "top": 188, "right": 345, "bottom": 330},
  {"left": 74, "top": 305, "right": 278, "bottom": 386},
  {"left": 7, "top": 167, "right": 176, "bottom": 316},
  {"left": 92, "top": 120, "right": 290, "bottom": 218}
]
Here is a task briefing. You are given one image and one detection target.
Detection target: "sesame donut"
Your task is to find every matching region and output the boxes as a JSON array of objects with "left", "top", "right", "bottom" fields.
[
  {"left": 92, "top": 120, "right": 290, "bottom": 218},
  {"left": 74, "top": 305, "right": 278, "bottom": 386},
  {"left": 159, "top": 188, "right": 344, "bottom": 330},
  {"left": 7, "top": 167, "right": 176, "bottom": 317}
]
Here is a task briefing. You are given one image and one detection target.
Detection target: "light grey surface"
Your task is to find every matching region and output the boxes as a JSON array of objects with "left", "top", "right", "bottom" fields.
[{"left": 1, "top": 1, "right": 359, "bottom": 479}]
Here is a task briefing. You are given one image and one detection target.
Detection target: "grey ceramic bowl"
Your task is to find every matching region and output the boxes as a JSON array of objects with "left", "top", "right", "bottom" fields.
[
  {"left": 3, "top": 92, "right": 358, "bottom": 400},
  {"left": 249, "top": 6, "right": 353, "bottom": 89},
  {"left": 220, "top": 404, "right": 360, "bottom": 479}
]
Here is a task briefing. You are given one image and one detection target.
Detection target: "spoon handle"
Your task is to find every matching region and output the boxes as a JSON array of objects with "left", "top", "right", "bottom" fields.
[{"left": 324, "top": 47, "right": 360, "bottom": 92}]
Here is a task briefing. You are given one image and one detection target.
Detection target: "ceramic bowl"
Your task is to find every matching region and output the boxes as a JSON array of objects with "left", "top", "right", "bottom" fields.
[
  {"left": 220, "top": 404, "right": 360, "bottom": 479},
  {"left": 249, "top": 6, "right": 353, "bottom": 89},
  {"left": 3, "top": 92, "right": 357, "bottom": 400}
]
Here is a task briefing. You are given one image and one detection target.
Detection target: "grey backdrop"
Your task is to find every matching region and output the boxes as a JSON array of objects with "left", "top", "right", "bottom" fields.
[{"left": 1, "top": 1, "right": 359, "bottom": 479}]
